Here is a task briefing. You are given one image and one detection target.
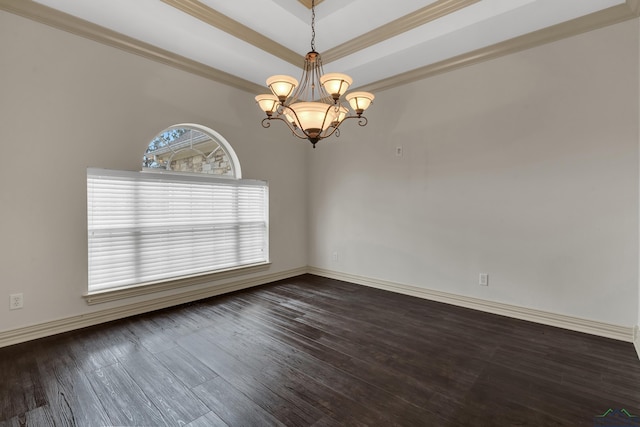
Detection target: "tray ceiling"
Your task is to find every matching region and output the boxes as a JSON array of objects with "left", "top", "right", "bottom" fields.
[{"left": 4, "top": 0, "right": 637, "bottom": 93}]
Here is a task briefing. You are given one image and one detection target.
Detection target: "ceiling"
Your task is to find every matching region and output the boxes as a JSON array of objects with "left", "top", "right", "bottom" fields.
[{"left": 4, "top": 0, "right": 637, "bottom": 93}]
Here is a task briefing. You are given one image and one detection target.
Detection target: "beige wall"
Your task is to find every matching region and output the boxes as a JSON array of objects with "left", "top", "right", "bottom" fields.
[
  {"left": 309, "top": 19, "right": 640, "bottom": 327},
  {"left": 1, "top": 8, "right": 639, "bottom": 338},
  {"left": 0, "top": 10, "right": 308, "bottom": 333}
]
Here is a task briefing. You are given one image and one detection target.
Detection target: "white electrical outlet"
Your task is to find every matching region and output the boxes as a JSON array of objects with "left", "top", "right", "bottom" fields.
[
  {"left": 10, "top": 293, "right": 23, "bottom": 310},
  {"left": 396, "top": 146, "right": 403, "bottom": 157},
  {"left": 479, "top": 274, "right": 489, "bottom": 286},
  {"left": 332, "top": 251, "right": 339, "bottom": 262}
]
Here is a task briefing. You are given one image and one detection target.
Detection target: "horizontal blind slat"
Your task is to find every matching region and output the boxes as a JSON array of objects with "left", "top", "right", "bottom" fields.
[{"left": 87, "top": 169, "right": 268, "bottom": 292}]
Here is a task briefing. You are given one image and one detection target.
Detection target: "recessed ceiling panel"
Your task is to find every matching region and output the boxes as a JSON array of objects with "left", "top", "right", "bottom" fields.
[{"left": 27, "top": 0, "right": 631, "bottom": 92}]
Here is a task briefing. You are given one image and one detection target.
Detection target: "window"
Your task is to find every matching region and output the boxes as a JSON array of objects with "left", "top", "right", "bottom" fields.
[
  {"left": 142, "top": 125, "right": 240, "bottom": 177},
  {"left": 87, "top": 125, "right": 268, "bottom": 294}
]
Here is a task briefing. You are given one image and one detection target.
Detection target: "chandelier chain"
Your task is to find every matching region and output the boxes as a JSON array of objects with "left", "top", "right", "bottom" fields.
[{"left": 311, "top": 0, "right": 316, "bottom": 51}]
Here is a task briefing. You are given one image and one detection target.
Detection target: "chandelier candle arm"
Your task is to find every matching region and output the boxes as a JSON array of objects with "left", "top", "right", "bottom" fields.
[{"left": 333, "top": 106, "right": 348, "bottom": 126}]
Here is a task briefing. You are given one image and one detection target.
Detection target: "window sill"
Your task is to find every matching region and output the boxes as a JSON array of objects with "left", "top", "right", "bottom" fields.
[{"left": 83, "top": 262, "right": 271, "bottom": 305}]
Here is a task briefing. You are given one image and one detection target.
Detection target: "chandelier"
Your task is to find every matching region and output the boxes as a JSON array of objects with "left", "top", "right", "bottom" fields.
[{"left": 255, "top": 0, "right": 374, "bottom": 148}]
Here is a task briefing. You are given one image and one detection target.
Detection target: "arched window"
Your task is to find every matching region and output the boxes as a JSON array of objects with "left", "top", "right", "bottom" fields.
[
  {"left": 142, "top": 124, "right": 241, "bottom": 178},
  {"left": 87, "top": 125, "right": 268, "bottom": 296}
]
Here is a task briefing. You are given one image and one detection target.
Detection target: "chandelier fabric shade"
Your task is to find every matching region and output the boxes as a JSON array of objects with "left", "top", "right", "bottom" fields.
[{"left": 255, "top": 0, "right": 374, "bottom": 147}]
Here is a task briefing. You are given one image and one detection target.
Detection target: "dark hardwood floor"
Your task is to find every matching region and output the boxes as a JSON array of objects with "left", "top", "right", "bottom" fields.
[{"left": 1, "top": 274, "right": 639, "bottom": 426}]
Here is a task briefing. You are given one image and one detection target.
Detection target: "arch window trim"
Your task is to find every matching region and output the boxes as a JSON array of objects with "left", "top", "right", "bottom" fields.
[{"left": 143, "top": 123, "right": 242, "bottom": 178}]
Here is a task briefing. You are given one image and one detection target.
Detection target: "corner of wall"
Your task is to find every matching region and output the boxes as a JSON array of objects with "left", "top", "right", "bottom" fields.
[{"left": 637, "top": 8, "right": 640, "bottom": 364}]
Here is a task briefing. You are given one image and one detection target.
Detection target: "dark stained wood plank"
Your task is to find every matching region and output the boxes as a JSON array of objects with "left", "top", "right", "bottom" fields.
[
  {"left": 85, "top": 362, "right": 168, "bottom": 426},
  {"left": 154, "top": 344, "right": 219, "bottom": 388},
  {"left": 490, "top": 342, "right": 640, "bottom": 404},
  {"left": 215, "top": 298, "right": 448, "bottom": 403},
  {"left": 149, "top": 304, "right": 215, "bottom": 338},
  {"left": 63, "top": 331, "right": 119, "bottom": 373},
  {"left": 185, "top": 411, "right": 229, "bottom": 427},
  {"left": 1, "top": 405, "right": 56, "bottom": 427},
  {"left": 0, "top": 344, "right": 48, "bottom": 420},
  {"left": 254, "top": 287, "right": 500, "bottom": 363},
  {"left": 120, "top": 349, "right": 210, "bottom": 425},
  {"left": 90, "top": 321, "right": 148, "bottom": 362},
  {"left": 193, "top": 376, "right": 286, "bottom": 427},
  {"left": 1, "top": 274, "right": 639, "bottom": 426},
  {"left": 219, "top": 292, "right": 482, "bottom": 404},
  {"left": 24, "top": 405, "right": 55, "bottom": 426},
  {"left": 35, "top": 347, "right": 111, "bottom": 427},
  {"left": 123, "top": 316, "right": 177, "bottom": 355},
  {"left": 189, "top": 312, "right": 448, "bottom": 426},
  {"left": 449, "top": 362, "right": 636, "bottom": 426},
  {"left": 180, "top": 331, "right": 325, "bottom": 426},
  {"left": 310, "top": 416, "right": 343, "bottom": 427},
  {"left": 181, "top": 326, "right": 399, "bottom": 426}
]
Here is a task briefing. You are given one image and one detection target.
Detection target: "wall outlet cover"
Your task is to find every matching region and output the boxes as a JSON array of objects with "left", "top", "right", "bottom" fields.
[
  {"left": 479, "top": 274, "right": 489, "bottom": 286},
  {"left": 10, "top": 293, "right": 24, "bottom": 310}
]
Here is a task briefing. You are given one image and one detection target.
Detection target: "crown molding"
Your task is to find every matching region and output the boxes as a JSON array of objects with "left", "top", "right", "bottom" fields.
[
  {"left": 322, "top": 0, "right": 480, "bottom": 64},
  {"left": 1, "top": 0, "right": 638, "bottom": 95},
  {"left": 0, "top": 0, "right": 264, "bottom": 94},
  {"left": 161, "top": 0, "right": 302, "bottom": 67},
  {"left": 161, "top": 0, "right": 478, "bottom": 66},
  {"left": 359, "top": 0, "right": 640, "bottom": 93}
]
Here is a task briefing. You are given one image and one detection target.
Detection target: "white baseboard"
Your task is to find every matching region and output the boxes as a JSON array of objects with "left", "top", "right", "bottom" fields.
[
  {"left": 308, "top": 267, "right": 635, "bottom": 343},
  {"left": 1, "top": 266, "right": 635, "bottom": 349},
  {"left": 0, "top": 267, "right": 307, "bottom": 349}
]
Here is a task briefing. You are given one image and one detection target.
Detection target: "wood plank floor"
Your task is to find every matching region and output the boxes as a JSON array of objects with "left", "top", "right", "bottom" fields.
[{"left": 1, "top": 274, "right": 639, "bottom": 426}]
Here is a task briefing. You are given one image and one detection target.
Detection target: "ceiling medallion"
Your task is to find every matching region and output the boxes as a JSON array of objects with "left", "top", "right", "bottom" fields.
[
  {"left": 298, "top": 0, "right": 324, "bottom": 9},
  {"left": 255, "top": 0, "right": 374, "bottom": 147}
]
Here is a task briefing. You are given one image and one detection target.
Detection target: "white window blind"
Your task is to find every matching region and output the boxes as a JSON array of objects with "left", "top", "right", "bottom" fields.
[{"left": 87, "top": 168, "right": 268, "bottom": 293}]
